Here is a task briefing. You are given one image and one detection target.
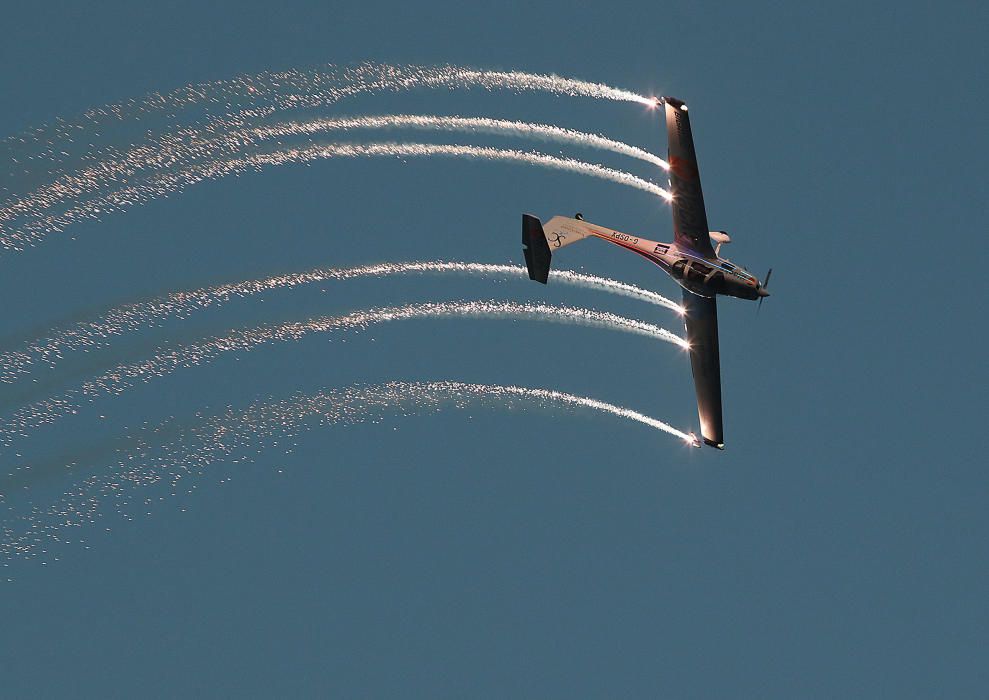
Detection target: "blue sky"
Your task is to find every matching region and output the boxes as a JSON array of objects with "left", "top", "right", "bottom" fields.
[{"left": 1, "top": 1, "right": 986, "bottom": 696}]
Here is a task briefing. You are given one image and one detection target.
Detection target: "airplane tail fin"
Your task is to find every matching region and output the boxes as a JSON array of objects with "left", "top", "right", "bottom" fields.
[{"left": 522, "top": 214, "right": 552, "bottom": 284}]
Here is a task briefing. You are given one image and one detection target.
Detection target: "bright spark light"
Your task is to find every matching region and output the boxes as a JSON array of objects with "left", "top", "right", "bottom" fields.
[
  {"left": 0, "top": 115, "right": 668, "bottom": 233},
  {"left": 0, "top": 261, "right": 683, "bottom": 386},
  {"left": 0, "top": 380, "right": 691, "bottom": 563},
  {"left": 1, "top": 63, "right": 656, "bottom": 215},
  {"left": 0, "top": 300, "right": 687, "bottom": 452},
  {"left": 0, "top": 143, "right": 671, "bottom": 252}
]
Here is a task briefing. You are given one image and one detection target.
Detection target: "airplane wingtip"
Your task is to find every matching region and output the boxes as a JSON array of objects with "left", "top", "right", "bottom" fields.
[{"left": 703, "top": 437, "right": 725, "bottom": 450}]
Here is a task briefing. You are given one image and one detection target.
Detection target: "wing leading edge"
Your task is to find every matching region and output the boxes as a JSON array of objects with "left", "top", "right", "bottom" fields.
[{"left": 682, "top": 289, "right": 724, "bottom": 449}]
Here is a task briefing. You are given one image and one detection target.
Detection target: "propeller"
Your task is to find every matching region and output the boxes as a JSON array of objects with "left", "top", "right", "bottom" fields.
[{"left": 758, "top": 267, "right": 772, "bottom": 313}]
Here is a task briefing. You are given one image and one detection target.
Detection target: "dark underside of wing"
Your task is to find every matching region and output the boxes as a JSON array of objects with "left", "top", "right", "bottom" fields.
[
  {"left": 682, "top": 289, "right": 724, "bottom": 448},
  {"left": 664, "top": 97, "right": 717, "bottom": 259}
]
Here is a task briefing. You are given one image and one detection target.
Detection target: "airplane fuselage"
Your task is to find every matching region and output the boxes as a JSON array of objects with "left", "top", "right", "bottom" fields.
[{"left": 564, "top": 223, "right": 766, "bottom": 301}]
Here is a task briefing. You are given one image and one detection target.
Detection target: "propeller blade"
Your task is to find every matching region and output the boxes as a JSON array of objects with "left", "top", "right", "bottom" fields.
[{"left": 757, "top": 268, "right": 773, "bottom": 316}]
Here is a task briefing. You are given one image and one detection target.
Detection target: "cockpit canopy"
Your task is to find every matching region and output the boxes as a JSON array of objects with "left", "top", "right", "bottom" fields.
[{"left": 718, "top": 258, "right": 755, "bottom": 282}]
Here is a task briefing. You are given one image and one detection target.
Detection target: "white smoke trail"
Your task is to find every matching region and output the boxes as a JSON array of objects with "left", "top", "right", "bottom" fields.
[
  {"left": 1, "top": 62, "right": 658, "bottom": 214},
  {"left": 1, "top": 143, "right": 670, "bottom": 251},
  {"left": 250, "top": 115, "right": 668, "bottom": 167},
  {"left": 0, "top": 301, "right": 687, "bottom": 450},
  {"left": 2, "top": 62, "right": 656, "bottom": 153},
  {"left": 452, "top": 382, "right": 693, "bottom": 440},
  {"left": 0, "top": 115, "right": 667, "bottom": 228},
  {"left": 418, "top": 66, "right": 656, "bottom": 104},
  {"left": 0, "top": 261, "right": 683, "bottom": 385},
  {"left": 0, "top": 380, "right": 691, "bottom": 563}
]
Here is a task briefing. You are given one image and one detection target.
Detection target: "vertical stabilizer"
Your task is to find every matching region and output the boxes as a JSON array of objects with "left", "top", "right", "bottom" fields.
[{"left": 522, "top": 214, "right": 552, "bottom": 283}]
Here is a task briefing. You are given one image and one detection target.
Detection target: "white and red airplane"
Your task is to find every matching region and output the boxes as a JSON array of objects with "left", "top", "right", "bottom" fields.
[{"left": 522, "top": 96, "right": 770, "bottom": 449}]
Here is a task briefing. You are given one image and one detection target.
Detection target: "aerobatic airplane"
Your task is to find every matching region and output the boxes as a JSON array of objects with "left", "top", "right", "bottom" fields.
[{"left": 522, "top": 96, "right": 770, "bottom": 450}]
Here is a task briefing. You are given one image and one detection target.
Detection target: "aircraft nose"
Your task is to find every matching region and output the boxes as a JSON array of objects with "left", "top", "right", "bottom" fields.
[{"left": 757, "top": 286, "right": 770, "bottom": 298}]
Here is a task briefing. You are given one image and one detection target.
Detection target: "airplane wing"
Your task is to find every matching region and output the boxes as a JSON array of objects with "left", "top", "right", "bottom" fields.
[
  {"left": 682, "top": 289, "right": 725, "bottom": 448},
  {"left": 664, "top": 97, "right": 717, "bottom": 259}
]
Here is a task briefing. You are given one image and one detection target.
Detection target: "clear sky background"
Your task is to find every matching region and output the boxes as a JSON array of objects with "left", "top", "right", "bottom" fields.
[{"left": 0, "top": 1, "right": 986, "bottom": 696}]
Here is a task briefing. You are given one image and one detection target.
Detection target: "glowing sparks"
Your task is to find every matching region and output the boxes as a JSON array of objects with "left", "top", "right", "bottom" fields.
[
  {"left": 420, "top": 66, "right": 656, "bottom": 105},
  {"left": 264, "top": 115, "right": 669, "bottom": 169},
  {"left": 0, "top": 63, "right": 693, "bottom": 567},
  {"left": 0, "top": 261, "right": 683, "bottom": 386},
  {"left": 1, "top": 62, "right": 660, "bottom": 252},
  {"left": 0, "top": 301, "right": 687, "bottom": 451},
  {"left": 2, "top": 62, "right": 656, "bottom": 152},
  {"left": 0, "top": 380, "right": 690, "bottom": 563},
  {"left": 0, "top": 115, "right": 667, "bottom": 230},
  {"left": 0, "top": 143, "right": 670, "bottom": 251}
]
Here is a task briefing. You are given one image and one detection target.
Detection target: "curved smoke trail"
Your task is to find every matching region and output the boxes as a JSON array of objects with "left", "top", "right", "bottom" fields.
[
  {"left": 0, "top": 300, "right": 687, "bottom": 450},
  {"left": 0, "top": 380, "right": 692, "bottom": 563},
  {"left": 1, "top": 115, "right": 667, "bottom": 227},
  {"left": 1, "top": 143, "right": 670, "bottom": 251},
  {"left": 2, "top": 62, "right": 655, "bottom": 155},
  {"left": 200, "top": 114, "right": 668, "bottom": 167},
  {"left": 0, "top": 261, "right": 683, "bottom": 385},
  {"left": 1, "top": 63, "right": 658, "bottom": 215}
]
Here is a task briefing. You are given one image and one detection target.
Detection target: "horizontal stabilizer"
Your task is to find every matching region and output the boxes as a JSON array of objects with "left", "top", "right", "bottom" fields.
[{"left": 522, "top": 214, "right": 552, "bottom": 284}]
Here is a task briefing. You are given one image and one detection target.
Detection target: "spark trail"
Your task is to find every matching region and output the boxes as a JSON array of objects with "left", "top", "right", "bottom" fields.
[
  {"left": 1, "top": 62, "right": 657, "bottom": 217},
  {"left": 194, "top": 114, "right": 668, "bottom": 167},
  {"left": 0, "top": 261, "right": 683, "bottom": 385},
  {"left": 0, "top": 115, "right": 667, "bottom": 228},
  {"left": 2, "top": 62, "right": 656, "bottom": 157},
  {"left": 1, "top": 143, "right": 671, "bottom": 251},
  {"left": 0, "top": 380, "right": 691, "bottom": 563},
  {"left": 0, "top": 301, "right": 687, "bottom": 451}
]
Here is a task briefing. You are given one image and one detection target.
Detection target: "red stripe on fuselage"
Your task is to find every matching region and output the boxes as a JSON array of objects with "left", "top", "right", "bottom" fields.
[{"left": 589, "top": 233, "right": 666, "bottom": 268}]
